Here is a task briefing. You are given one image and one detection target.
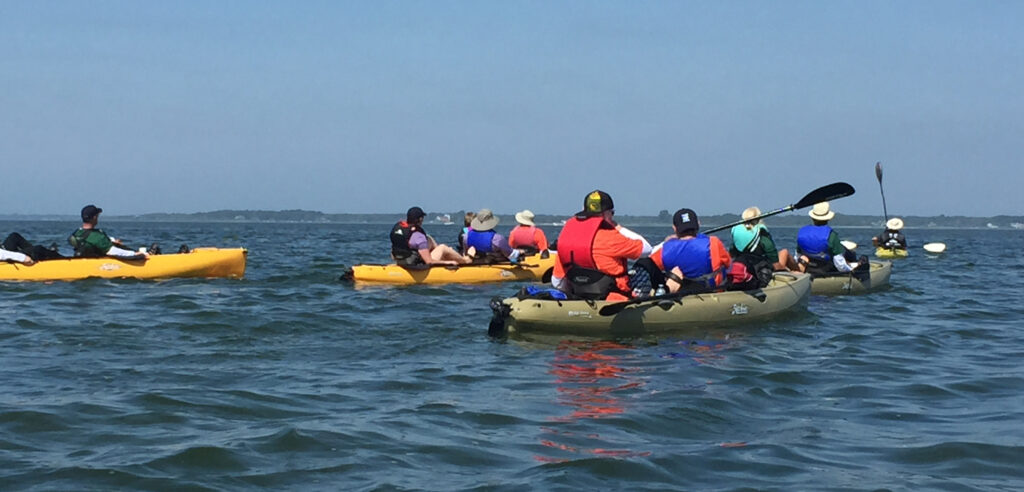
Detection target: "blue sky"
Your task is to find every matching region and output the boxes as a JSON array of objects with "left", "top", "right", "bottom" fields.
[{"left": 2, "top": 1, "right": 1021, "bottom": 217}]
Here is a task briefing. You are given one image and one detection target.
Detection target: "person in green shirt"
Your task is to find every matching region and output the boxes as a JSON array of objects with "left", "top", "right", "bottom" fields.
[
  {"left": 729, "top": 206, "right": 798, "bottom": 271},
  {"left": 68, "top": 205, "right": 149, "bottom": 259}
]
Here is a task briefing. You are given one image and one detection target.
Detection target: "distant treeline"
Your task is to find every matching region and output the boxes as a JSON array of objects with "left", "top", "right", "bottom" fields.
[{"left": 3, "top": 209, "right": 1022, "bottom": 229}]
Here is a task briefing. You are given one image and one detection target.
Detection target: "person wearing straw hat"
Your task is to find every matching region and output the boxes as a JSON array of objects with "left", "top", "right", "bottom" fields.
[
  {"left": 795, "top": 202, "right": 862, "bottom": 274},
  {"left": 872, "top": 217, "right": 907, "bottom": 250},
  {"left": 508, "top": 210, "right": 549, "bottom": 254},
  {"left": 465, "top": 209, "right": 520, "bottom": 263},
  {"left": 729, "top": 206, "right": 799, "bottom": 271}
]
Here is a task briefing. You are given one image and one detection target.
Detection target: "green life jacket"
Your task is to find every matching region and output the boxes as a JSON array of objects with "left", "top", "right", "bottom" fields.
[{"left": 68, "top": 229, "right": 105, "bottom": 258}]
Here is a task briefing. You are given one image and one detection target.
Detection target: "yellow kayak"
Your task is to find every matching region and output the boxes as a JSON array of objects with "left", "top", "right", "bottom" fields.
[
  {"left": 875, "top": 247, "right": 908, "bottom": 259},
  {"left": 346, "top": 251, "right": 557, "bottom": 285},
  {"left": 0, "top": 248, "right": 246, "bottom": 281}
]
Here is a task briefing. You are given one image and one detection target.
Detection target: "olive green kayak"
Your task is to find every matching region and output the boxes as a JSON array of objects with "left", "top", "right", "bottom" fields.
[
  {"left": 809, "top": 261, "right": 892, "bottom": 295},
  {"left": 489, "top": 272, "right": 811, "bottom": 338}
]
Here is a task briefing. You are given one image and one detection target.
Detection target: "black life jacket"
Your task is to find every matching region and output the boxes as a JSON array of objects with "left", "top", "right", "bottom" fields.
[
  {"left": 389, "top": 221, "right": 423, "bottom": 261},
  {"left": 879, "top": 230, "right": 906, "bottom": 249}
]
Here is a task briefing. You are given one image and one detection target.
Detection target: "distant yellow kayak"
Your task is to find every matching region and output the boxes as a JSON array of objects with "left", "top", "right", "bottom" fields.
[
  {"left": 346, "top": 251, "right": 557, "bottom": 285},
  {"left": 875, "top": 247, "right": 909, "bottom": 259},
  {"left": 0, "top": 248, "right": 246, "bottom": 281}
]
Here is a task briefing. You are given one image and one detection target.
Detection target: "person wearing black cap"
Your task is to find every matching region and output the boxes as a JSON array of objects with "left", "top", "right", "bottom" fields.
[
  {"left": 389, "top": 206, "right": 471, "bottom": 267},
  {"left": 550, "top": 190, "right": 652, "bottom": 300},
  {"left": 68, "top": 205, "right": 149, "bottom": 259},
  {"left": 648, "top": 208, "right": 732, "bottom": 293}
]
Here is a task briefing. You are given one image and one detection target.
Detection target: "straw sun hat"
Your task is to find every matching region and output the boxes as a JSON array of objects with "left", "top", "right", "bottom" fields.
[
  {"left": 808, "top": 202, "right": 835, "bottom": 221},
  {"left": 514, "top": 210, "right": 535, "bottom": 226},
  {"left": 886, "top": 217, "right": 904, "bottom": 230}
]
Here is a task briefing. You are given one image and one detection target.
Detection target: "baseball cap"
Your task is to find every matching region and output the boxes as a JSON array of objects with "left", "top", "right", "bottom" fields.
[
  {"left": 577, "top": 190, "right": 614, "bottom": 217},
  {"left": 673, "top": 208, "right": 699, "bottom": 234},
  {"left": 406, "top": 206, "right": 426, "bottom": 222},
  {"left": 81, "top": 204, "right": 103, "bottom": 221}
]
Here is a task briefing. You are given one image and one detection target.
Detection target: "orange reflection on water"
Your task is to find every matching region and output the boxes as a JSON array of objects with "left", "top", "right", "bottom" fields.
[{"left": 535, "top": 340, "right": 651, "bottom": 462}]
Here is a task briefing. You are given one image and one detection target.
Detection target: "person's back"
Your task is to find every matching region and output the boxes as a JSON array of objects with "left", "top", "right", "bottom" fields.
[
  {"left": 465, "top": 209, "right": 519, "bottom": 263},
  {"left": 796, "top": 202, "right": 862, "bottom": 275},
  {"left": 650, "top": 208, "right": 731, "bottom": 291},
  {"left": 873, "top": 217, "right": 907, "bottom": 250},
  {"left": 552, "top": 190, "right": 651, "bottom": 300},
  {"left": 508, "top": 210, "right": 549, "bottom": 253}
]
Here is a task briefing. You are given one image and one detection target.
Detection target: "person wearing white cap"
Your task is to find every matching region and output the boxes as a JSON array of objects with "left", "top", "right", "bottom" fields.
[
  {"left": 464, "top": 209, "right": 520, "bottom": 263},
  {"left": 508, "top": 210, "right": 549, "bottom": 254},
  {"left": 795, "top": 202, "right": 862, "bottom": 274},
  {"left": 872, "top": 217, "right": 907, "bottom": 251}
]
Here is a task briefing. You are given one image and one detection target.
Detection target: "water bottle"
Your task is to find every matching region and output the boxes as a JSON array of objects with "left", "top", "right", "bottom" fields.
[{"left": 654, "top": 285, "right": 666, "bottom": 296}]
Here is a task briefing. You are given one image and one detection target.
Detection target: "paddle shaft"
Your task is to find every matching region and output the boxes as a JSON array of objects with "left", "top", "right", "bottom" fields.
[
  {"left": 876, "top": 162, "right": 889, "bottom": 222},
  {"left": 704, "top": 182, "right": 856, "bottom": 235}
]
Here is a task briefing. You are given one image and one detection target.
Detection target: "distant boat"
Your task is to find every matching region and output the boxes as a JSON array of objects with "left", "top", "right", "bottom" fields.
[
  {"left": 1011, "top": 223, "right": 1024, "bottom": 230},
  {"left": 435, "top": 214, "right": 454, "bottom": 225},
  {"left": 987, "top": 223, "right": 999, "bottom": 229}
]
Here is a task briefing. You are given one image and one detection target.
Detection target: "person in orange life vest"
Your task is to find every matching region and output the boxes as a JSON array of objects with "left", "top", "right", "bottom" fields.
[
  {"left": 390, "top": 206, "right": 472, "bottom": 267},
  {"left": 457, "top": 211, "right": 475, "bottom": 255},
  {"left": 649, "top": 208, "right": 731, "bottom": 293},
  {"left": 551, "top": 190, "right": 652, "bottom": 301},
  {"left": 465, "top": 209, "right": 521, "bottom": 263},
  {"left": 508, "top": 210, "right": 549, "bottom": 254}
]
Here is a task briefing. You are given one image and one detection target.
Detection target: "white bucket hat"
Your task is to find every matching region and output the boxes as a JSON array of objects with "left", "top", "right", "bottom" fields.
[
  {"left": 886, "top": 217, "right": 904, "bottom": 231},
  {"left": 808, "top": 202, "right": 835, "bottom": 221},
  {"left": 514, "top": 210, "right": 535, "bottom": 226}
]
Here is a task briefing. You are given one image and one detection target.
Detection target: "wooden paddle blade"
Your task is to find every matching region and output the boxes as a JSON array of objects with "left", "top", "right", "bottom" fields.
[
  {"left": 793, "top": 182, "right": 856, "bottom": 210},
  {"left": 875, "top": 161, "right": 883, "bottom": 182}
]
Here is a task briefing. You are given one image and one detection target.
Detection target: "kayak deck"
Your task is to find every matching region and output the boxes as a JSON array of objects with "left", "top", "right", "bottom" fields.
[
  {"left": 875, "top": 247, "right": 908, "bottom": 259},
  {"left": 491, "top": 272, "right": 811, "bottom": 338},
  {"left": 809, "top": 260, "right": 891, "bottom": 295},
  {"left": 346, "top": 252, "right": 557, "bottom": 285},
  {"left": 0, "top": 248, "right": 246, "bottom": 281}
]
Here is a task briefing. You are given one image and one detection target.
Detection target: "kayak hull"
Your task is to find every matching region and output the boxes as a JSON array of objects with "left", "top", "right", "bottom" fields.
[
  {"left": 809, "top": 261, "right": 891, "bottom": 295},
  {"left": 492, "top": 272, "right": 811, "bottom": 338},
  {"left": 0, "top": 248, "right": 246, "bottom": 281},
  {"left": 347, "top": 252, "right": 556, "bottom": 285},
  {"left": 875, "top": 247, "right": 908, "bottom": 259}
]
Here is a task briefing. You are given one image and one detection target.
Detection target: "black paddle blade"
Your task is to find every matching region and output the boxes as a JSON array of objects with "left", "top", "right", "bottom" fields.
[
  {"left": 598, "top": 301, "right": 631, "bottom": 316},
  {"left": 875, "top": 161, "right": 883, "bottom": 182},
  {"left": 793, "top": 182, "right": 856, "bottom": 210}
]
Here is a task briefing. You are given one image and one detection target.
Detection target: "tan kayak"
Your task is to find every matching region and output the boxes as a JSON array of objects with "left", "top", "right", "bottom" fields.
[
  {"left": 489, "top": 272, "right": 812, "bottom": 338},
  {"left": 809, "top": 261, "right": 892, "bottom": 295}
]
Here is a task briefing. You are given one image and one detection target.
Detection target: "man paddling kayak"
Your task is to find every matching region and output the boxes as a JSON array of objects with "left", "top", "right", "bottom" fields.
[
  {"left": 872, "top": 217, "right": 908, "bottom": 251},
  {"left": 465, "top": 209, "right": 521, "bottom": 264},
  {"left": 390, "top": 206, "right": 472, "bottom": 267},
  {"left": 551, "top": 190, "right": 652, "bottom": 301},
  {"left": 68, "top": 205, "right": 150, "bottom": 259},
  {"left": 729, "top": 206, "right": 798, "bottom": 271},
  {"left": 649, "top": 208, "right": 732, "bottom": 294},
  {"left": 796, "top": 202, "right": 864, "bottom": 275}
]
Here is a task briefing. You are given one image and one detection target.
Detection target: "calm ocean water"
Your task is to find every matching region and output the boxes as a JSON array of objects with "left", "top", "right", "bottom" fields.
[{"left": 2, "top": 220, "right": 1023, "bottom": 491}]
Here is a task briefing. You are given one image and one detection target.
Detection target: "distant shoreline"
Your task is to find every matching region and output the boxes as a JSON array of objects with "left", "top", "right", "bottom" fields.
[{"left": 2, "top": 210, "right": 1022, "bottom": 230}]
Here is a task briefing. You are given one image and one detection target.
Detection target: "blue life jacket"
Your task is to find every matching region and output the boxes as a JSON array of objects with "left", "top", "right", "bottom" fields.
[
  {"left": 797, "top": 224, "right": 833, "bottom": 260},
  {"left": 661, "top": 235, "right": 716, "bottom": 286},
  {"left": 466, "top": 229, "right": 496, "bottom": 253}
]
